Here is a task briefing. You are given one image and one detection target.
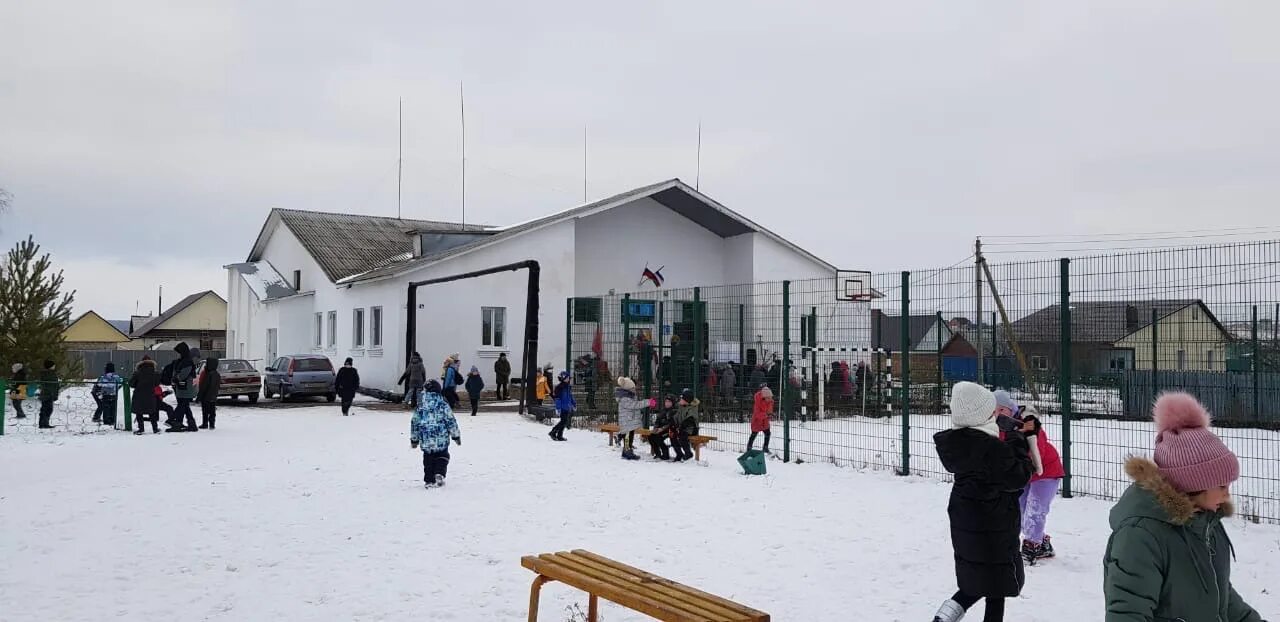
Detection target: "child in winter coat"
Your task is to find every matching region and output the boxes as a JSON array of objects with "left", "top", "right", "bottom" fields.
[
  {"left": 335, "top": 357, "right": 360, "bottom": 415},
  {"left": 464, "top": 366, "right": 485, "bottom": 417},
  {"left": 410, "top": 380, "right": 462, "bottom": 488},
  {"left": 648, "top": 395, "right": 676, "bottom": 460},
  {"left": 92, "top": 363, "right": 123, "bottom": 426},
  {"left": 614, "top": 377, "right": 643, "bottom": 461},
  {"left": 399, "top": 352, "right": 427, "bottom": 408},
  {"left": 196, "top": 356, "right": 221, "bottom": 429},
  {"left": 672, "top": 389, "right": 700, "bottom": 462},
  {"left": 549, "top": 370, "right": 575, "bottom": 441},
  {"left": 534, "top": 369, "right": 551, "bottom": 406},
  {"left": 441, "top": 355, "right": 463, "bottom": 409},
  {"left": 37, "top": 359, "right": 60, "bottom": 429},
  {"left": 1103, "top": 392, "right": 1264, "bottom": 622},
  {"left": 7, "top": 363, "right": 28, "bottom": 419},
  {"left": 931, "top": 382, "right": 1034, "bottom": 622},
  {"left": 129, "top": 357, "right": 163, "bottom": 435},
  {"left": 1018, "top": 406, "right": 1064, "bottom": 563},
  {"left": 748, "top": 386, "right": 773, "bottom": 453}
]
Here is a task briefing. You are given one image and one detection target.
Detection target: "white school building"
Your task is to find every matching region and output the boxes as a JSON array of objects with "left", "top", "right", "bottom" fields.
[{"left": 225, "top": 178, "right": 852, "bottom": 391}]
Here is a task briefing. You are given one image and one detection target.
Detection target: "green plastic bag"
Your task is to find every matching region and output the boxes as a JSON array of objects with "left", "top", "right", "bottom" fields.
[{"left": 737, "top": 449, "right": 767, "bottom": 475}]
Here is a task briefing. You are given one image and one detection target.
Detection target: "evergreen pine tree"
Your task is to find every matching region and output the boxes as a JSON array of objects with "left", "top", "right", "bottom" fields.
[{"left": 0, "top": 236, "right": 79, "bottom": 378}]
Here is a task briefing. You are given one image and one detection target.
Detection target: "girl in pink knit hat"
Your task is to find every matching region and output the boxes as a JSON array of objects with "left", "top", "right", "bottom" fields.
[{"left": 1103, "top": 392, "right": 1265, "bottom": 621}]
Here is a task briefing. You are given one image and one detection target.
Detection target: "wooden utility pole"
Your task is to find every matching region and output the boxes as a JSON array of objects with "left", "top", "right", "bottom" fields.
[{"left": 980, "top": 257, "right": 1041, "bottom": 402}]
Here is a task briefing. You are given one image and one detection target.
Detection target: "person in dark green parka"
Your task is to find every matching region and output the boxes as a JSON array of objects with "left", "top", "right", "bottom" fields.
[{"left": 1104, "top": 392, "right": 1266, "bottom": 622}]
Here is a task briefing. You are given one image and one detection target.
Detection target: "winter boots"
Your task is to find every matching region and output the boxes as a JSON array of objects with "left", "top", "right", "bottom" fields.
[
  {"left": 931, "top": 599, "right": 966, "bottom": 622},
  {"left": 621, "top": 448, "right": 640, "bottom": 461},
  {"left": 1022, "top": 535, "right": 1055, "bottom": 564}
]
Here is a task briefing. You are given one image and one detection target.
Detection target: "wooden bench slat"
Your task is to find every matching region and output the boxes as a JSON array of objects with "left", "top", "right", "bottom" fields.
[
  {"left": 541, "top": 553, "right": 736, "bottom": 621},
  {"left": 523, "top": 556, "right": 717, "bottom": 621},
  {"left": 554, "top": 552, "right": 748, "bottom": 620},
  {"left": 573, "top": 550, "right": 769, "bottom": 622}
]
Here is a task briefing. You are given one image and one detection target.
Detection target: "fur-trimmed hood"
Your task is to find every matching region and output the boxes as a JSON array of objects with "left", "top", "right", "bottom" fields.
[{"left": 1114, "top": 456, "right": 1233, "bottom": 528}]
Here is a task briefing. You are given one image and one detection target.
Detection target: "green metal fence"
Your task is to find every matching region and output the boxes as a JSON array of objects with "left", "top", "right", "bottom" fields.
[
  {"left": 565, "top": 240, "right": 1280, "bottom": 523},
  {"left": 1, "top": 378, "right": 131, "bottom": 436}
]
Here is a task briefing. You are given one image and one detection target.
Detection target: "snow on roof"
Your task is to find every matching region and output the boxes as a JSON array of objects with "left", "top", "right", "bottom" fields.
[{"left": 228, "top": 261, "right": 298, "bottom": 301}]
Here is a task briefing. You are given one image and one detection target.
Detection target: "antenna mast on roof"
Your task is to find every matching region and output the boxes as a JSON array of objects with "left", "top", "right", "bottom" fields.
[
  {"left": 397, "top": 97, "right": 403, "bottom": 219},
  {"left": 460, "top": 81, "right": 466, "bottom": 227},
  {"left": 157, "top": 285, "right": 162, "bottom": 315},
  {"left": 696, "top": 120, "right": 702, "bottom": 191}
]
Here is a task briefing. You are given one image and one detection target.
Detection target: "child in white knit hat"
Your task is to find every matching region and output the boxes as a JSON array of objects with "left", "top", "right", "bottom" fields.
[{"left": 930, "top": 382, "right": 1034, "bottom": 622}]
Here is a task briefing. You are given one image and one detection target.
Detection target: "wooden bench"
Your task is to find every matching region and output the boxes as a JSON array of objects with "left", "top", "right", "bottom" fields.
[
  {"left": 597, "top": 423, "right": 717, "bottom": 461},
  {"left": 521, "top": 549, "right": 770, "bottom": 622}
]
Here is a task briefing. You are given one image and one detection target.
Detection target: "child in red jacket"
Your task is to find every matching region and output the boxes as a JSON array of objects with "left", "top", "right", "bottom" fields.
[
  {"left": 747, "top": 386, "right": 773, "bottom": 453},
  {"left": 1018, "top": 406, "right": 1064, "bottom": 562}
]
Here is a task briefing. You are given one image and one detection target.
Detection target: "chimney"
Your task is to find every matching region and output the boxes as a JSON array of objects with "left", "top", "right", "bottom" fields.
[{"left": 1125, "top": 305, "right": 1140, "bottom": 333}]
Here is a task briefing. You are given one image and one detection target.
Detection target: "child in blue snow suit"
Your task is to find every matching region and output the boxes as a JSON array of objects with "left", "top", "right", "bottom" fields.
[
  {"left": 92, "top": 362, "right": 124, "bottom": 426},
  {"left": 410, "top": 380, "right": 461, "bottom": 488},
  {"left": 549, "top": 370, "right": 575, "bottom": 441}
]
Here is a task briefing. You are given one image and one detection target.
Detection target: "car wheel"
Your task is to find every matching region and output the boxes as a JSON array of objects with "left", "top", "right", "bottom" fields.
[
  {"left": 264, "top": 388, "right": 275, "bottom": 399},
  {"left": 248, "top": 393, "right": 259, "bottom": 403},
  {"left": 326, "top": 393, "right": 336, "bottom": 403}
]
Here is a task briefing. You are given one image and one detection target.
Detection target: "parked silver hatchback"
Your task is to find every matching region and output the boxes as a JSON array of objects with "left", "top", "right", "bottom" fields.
[{"left": 262, "top": 355, "right": 336, "bottom": 402}]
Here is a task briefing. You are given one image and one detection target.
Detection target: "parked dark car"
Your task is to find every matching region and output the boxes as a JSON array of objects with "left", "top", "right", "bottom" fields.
[
  {"left": 195, "top": 358, "right": 261, "bottom": 403},
  {"left": 263, "top": 355, "right": 336, "bottom": 402}
]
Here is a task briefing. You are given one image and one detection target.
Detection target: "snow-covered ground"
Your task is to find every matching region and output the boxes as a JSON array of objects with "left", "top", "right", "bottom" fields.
[
  {"left": 2, "top": 406, "right": 1278, "bottom": 621},
  {"left": 703, "top": 412, "right": 1280, "bottom": 523}
]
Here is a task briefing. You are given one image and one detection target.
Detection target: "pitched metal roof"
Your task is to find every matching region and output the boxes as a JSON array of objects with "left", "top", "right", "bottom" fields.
[
  {"left": 247, "top": 208, "right": 491, "bottom": 283},
  {"left": 226, "top": 261, "right": 299, "bottom": 301},
  {"left": 129, "top": 290, "right": 226, "bottom": 338},
  {"left": 871, "top": 310, "right": 947, "bottom": 351},
  {"left": 338, "top": 178, "right": 836, "bottom": 285},
  {"left": 107, "top": 319, "right": 132, "bottom": 335},
  {"left": 1009, "top": 299, "right": 1223, "bottom": 343}
]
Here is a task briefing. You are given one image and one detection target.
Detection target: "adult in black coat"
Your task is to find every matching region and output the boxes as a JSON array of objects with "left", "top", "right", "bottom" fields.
[
  {"left": 334, "top": 357, "right": 360, "bottom": 416},
  {"left": 129, "top": 357, "right": 162, "bottom": 435},
  {"left": 930, "top": 381, "right": 1033, "bottom": 622},
  {"left": 196, "top": 356, "right": 221, "bottom": 429},
  {"left": 493, "top": 353, "right": 511, "bottom": 401}
]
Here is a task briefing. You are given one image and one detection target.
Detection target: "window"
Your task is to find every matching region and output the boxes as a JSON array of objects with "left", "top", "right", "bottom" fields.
[
  {"left": 295, "top": 357, "right": 333, "bottom": 372},
  {"left": 1192, "top": 306, "right": 1200, "bottom": 321},
  {"left": 1030, "top": 355, "right": 1047, "bottom": 371},
  {"left": 293, "top": 270, "right": 302, "bottom": 291},
  {"left": 482, "top": 307, "right": 506, "bottom": 348},
  {"left": 353, "top": 308, "right": 365, "bottom": 348},
  {"left": 1177, "top": 349, "right": 1187, "bottom": 370},
  {"left": 1206, "top": 350, "right": 1215, "bottom": 371},
  {"left": 327, "top": 311, "right": 337, "bottom": 347},
  {"left": 573, "top": 298, "right": 602, "bottom": 323},
  {"left": 371, "top": 306, "right": 383, "bottom": 347},
  {"left": 1109, "top": 354, "right": 1128, "bottom": 371},
  {"left": 313, "top": 313, "right": 323, "bottom": 347}
]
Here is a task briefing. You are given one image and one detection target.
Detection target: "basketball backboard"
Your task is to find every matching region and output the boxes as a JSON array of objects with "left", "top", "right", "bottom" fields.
[{"left": 836, "top": 270, "right": 873, "bottom": 302}]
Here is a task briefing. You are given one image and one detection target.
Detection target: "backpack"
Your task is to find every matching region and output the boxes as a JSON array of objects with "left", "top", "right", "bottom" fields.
[{"left": 160, "top": 361, "right": 175, "bottom": 387}]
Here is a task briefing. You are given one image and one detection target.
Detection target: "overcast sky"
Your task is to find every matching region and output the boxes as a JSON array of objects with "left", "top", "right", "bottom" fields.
[{"left": 3, "top": 1, "right": 1280, "bottom": 319}]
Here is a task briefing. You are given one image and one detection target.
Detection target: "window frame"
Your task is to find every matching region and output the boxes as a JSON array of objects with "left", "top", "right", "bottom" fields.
[
  {"left": 1030, "top": 355, "right": 1048, "bottom": 371},
  {"left": 370, "top": 306, "right": 383, "bottom": 348},
  {"left": 482, "top": 306, "right": 507, "bottom": 348},
  {"left": 352, "top": 308, "right": 365, "bottom": 348},
  {"left": 326, "top": 310, "right": 337, "bottom": 348},
  {"left": 313, "top": 313, "right": 323, "bottom": 348}
]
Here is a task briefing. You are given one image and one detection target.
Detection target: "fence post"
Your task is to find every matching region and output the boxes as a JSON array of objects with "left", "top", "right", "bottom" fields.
[
  {"left": 1253, "top": 305, "right": 1261, "bottom": 422},
  {"left": 782, "top": 280, "right": 791, "bottom": 463},
  {"left": 0, "top": 378, "right": 6, "bottom": 436},
  {"left": 738, "top": 304, "right": 745, "bottom": 371},
  {"left": 1151, "top": 308, "right": 1159, "bottom": 397},
  {"left": 123, "top": 379, "right": 132, "bottom": 431},
  {"left": 622, "top": 294, "right": 632, "bottom": 379},
  {"left": 565, "top": 298, "right": 573, "bottom": 375},
  {"left": 657, "top": 299, "right": 666, "bottom": 394},
  {"left": 900, "top": 271, "right": 911, "bottom": 476},
  {"left": 936, "top": 311, "right": 943, "bottom": 413},
  {"left": 692, "top": 288, "right": 701, "bottom": 403},
  {"left": 1059, "top": 258, "right": 1073, "bottom": 498},
  {"left": 810, "top": 307, "right": 818, "bottom": 421}
]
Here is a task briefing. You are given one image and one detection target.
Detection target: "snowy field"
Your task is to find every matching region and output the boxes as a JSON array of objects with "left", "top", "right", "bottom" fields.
[{"left": 2, "top": 406, "right": 1278, "bottom": 622}]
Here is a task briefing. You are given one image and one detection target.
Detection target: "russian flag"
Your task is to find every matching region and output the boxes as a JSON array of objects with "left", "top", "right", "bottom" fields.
[{"left": 640, "top": 266, "right": 665, "bottom": 288}]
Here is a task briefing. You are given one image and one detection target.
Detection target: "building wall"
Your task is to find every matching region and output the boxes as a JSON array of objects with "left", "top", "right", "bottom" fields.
[
  {"left": 574, "top": 196, "right": 732, "bottom": 293},
  {"left": 161, "top": 294, "right": 227, "bottom": 332},
  {"left": 259, "top": 223, "right": 326, "bottom": 295},
  {"left": 63, "top": 313, "right": 128, "bottom": 346},
  {"left": 1116, "top": 304, "right": 1231, "bottom": 372}
]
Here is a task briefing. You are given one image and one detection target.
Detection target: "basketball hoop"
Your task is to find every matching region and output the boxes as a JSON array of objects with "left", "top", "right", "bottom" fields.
[{"left": 836, "top": 270, "right": 873, "bottom": 302}]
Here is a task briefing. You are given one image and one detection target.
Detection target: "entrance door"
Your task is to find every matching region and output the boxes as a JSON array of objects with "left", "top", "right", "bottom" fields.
[{"left": 266, "top": 328, "right": 278, "bottom": 364}]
